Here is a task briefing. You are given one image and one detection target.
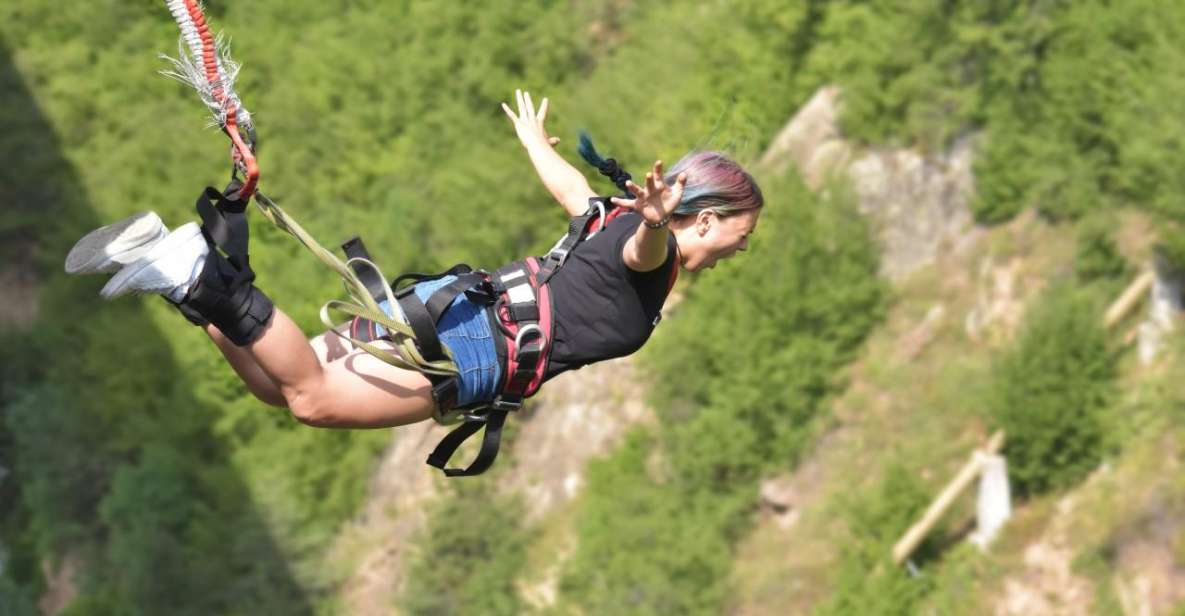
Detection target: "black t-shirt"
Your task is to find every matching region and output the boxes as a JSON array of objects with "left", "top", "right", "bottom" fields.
[{"left": 540, "top": 211, "right": 678, "bottom": 381}]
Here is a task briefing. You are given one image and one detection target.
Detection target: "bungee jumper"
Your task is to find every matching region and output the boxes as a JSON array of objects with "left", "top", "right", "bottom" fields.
[{"left": 64, "top": 1, "right": 764, "bottom": 476}]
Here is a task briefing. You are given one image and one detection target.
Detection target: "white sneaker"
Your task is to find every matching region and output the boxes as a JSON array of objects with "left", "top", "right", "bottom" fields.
[
  {"left": 101, "top": 222, "right": 209, "bottom": 301},
  {"left": 65, "top": 211, "right": 169, "bottom": 274}
]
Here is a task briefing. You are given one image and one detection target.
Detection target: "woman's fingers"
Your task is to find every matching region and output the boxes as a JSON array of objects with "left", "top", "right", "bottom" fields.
[
  {"left": 610, "top": 196, "right": 638, "bottom": 209},
  {"left": 625, "top": 179, "right": 647, "bottom": 199},
  {"left": 646, "top": 170, "right": 659, "bottom": 195},
  {"left": 524, "top": 91, "right": 536, "bottom": 123},
  {"left": 548, "top": 136, "right": 560, "bottom": 145},
  {"left": 501, "top": 102, "right": 517, "bottom": 121},
  {"left": 667, "top": 172, "right": 688, "bottom": 206},
  {"left": 538, "top": 97, "right": 549, "bottom": 127}
]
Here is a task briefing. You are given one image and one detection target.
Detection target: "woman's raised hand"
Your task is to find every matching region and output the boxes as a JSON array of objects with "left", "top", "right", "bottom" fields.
[
  {"left": 502, "top": 89, "right": 560, "bottom": 149},
  {"left": 612, "top": 161, "right": 687, "bottom": 227}
]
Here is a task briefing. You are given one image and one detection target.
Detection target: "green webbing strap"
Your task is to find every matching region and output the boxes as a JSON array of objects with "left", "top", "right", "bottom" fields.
[{"left": 252, "top": 191, "right": 459, "bottom": 378}]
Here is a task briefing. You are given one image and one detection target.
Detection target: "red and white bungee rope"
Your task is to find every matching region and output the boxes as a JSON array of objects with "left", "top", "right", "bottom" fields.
[
  {"left": 154, "top": 0, "right": 449, "bottom": 378},
  {"left": 161, "top": 0, "right": 259, "bottom": 199}
]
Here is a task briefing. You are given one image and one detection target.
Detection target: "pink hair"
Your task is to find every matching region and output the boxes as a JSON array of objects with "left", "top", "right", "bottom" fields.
[{"left": 665, "top": 151, "right": 763, "bottom": 217}]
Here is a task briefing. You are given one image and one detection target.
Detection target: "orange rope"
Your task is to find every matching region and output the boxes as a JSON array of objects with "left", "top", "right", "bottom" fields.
[{"left": 182, "top": 0, "right": 259, "bottom": 198}]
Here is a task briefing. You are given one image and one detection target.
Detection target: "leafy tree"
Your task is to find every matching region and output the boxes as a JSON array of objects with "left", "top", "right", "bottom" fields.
[
  {"left": 815, "top": 463, "right": 934, "bottom": 616},
  {"left": 1074, "top": 216, "right": 1129, "bottom": 285},
  {"left": 0, "top": 574, "right": 37, "bottom": 616},
  {"left": 988, "top": 286, "right": 1115, "bottom": 495},
  {"left": 399, "top": 483, "right": 529, "bottom": 616}
]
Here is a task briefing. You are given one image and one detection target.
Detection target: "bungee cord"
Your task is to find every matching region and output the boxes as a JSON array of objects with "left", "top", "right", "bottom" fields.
[
  {"left": 158, "top": 0, "right": 460, "bottom": 382},
  {"left": 161, "top": 0, "right": 257, "bottom": 199}
]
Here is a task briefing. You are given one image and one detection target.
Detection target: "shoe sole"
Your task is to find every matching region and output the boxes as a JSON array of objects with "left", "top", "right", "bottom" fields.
[
  {"left": 65, "top": 211, "right": 168, "bottom": 274},
  {"left": 101, "top": 223, "right": 206, "bottom": 299}
]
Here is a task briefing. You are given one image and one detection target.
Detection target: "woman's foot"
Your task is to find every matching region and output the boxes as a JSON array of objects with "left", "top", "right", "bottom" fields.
[
  {"left": 100, "top": 222, "right": 209, "bottom": 301},
  {"left": 64, "top": 211, "right": 169, "bottom": 274}
]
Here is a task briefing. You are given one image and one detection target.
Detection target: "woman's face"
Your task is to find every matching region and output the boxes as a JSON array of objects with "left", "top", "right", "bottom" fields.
[{"left": 681, "top": 208, "right": 760, "bottom": 272}]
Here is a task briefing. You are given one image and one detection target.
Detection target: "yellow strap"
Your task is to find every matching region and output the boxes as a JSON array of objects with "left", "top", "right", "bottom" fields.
[{"left": 252, "top": 191, "right": 459, "bottom": 378}]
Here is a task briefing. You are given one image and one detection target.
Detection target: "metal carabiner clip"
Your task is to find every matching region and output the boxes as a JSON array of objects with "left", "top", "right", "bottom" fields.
[
  {"left": 585, "top": 199, "right": 608, "bottom": 240},
  {"left": 515, "top": 323, "right": 545, "bottom": 349}
]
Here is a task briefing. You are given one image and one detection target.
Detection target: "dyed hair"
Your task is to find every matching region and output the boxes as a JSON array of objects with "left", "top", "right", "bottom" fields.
[
  {"left": 577, "top": 134, "right": 763, "bottom": 217},
  {"left": 665, "top": 151, "right": 763, "bottom": 218}
]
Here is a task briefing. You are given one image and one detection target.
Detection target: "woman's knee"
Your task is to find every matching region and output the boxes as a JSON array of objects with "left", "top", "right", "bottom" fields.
[{"left": 285, "top": 388, "right": 337, "bottom": 428}]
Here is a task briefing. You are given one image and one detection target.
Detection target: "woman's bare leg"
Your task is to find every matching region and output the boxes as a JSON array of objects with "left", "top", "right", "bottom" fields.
[
  {"left": 205, "top": 319, "right": 359, "bottom": 407},
  {"left": 205, "top": 307, "right": 436, "bottom": 428},
  {"left": 205, "top": 325, "right": 288, "bottom": 407}
]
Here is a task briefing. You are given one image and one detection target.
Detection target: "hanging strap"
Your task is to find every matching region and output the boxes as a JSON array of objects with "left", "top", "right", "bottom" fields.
[
  {"left": 195, "top": 181, "right": 254, "bottom": 284},
  {"left": 341, "top": 236, "right": 388, "bottom": 302},
  {"left": 536, "top": 196, "right": 614, "bottom": 285},
  {"left": 425, "top": 409, "right": 509, "bottom": 477}
]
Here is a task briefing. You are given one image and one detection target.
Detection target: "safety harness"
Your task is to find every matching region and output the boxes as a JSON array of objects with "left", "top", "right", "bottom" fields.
[{"left": 345, "top": 184, "right": 678, "bottom": 476}]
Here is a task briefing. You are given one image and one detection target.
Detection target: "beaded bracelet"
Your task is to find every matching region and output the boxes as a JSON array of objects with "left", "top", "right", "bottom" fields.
[{"left": 644, "top": 215, "right": 671, "bottom": 229}]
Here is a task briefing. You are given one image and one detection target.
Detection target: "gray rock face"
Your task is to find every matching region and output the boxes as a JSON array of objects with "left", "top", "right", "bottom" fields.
[
  {"left": 761, "top": 86, "right": 981, "bottom": 282},
  {"left": 848, "top": 140, "right": 980, "bottom": 281},
  {"left": 505, "top": 352, "right": 655, "bottom": 522}
]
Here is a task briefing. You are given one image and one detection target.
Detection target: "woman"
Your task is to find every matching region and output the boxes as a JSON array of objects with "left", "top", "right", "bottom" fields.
[{"left": 66, "top": 90, "right": 763, "bottom": 437}]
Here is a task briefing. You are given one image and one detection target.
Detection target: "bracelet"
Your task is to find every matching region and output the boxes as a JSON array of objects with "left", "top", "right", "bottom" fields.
[{"left": 644, "top": 215, "right": 671, "bottom": 229}]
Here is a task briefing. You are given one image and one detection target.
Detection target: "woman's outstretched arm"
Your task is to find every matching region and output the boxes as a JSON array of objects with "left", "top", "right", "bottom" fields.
[{"left": 503, "top": 89, "right": 596, "bottom": 217}]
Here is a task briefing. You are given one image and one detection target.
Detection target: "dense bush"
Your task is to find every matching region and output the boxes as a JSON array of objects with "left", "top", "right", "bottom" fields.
[
  {"left": 988, "top": 286, "right": 1115, "bottom": 495},
  {"left": 0, "top": 575, "right": 36, "bottom": 616},
  {"left": 559, "top": 433, "right": 736, "bottom": 616},
  {"left": 398, "top": 483, "right": 528, "bottom": 616},
  {"left": 815, "top": 463, "right": 935, "bottom": 616},
  {"left": 1154, "top": 232, "right": 1185, "bottom": 279},
  {"left": 1074, "top": 216, "right": 1129, "bottom": 285}
]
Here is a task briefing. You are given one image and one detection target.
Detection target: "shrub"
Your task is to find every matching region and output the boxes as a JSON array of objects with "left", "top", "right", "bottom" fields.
[
  {"left": 988, "top": 286, "right": 1115, "bottom": 496},
  {"left": 815, "top": 463, "right": 935, "bottom": 616},
  {"left": 399, "top": 483, "right": 529, "bottom": 616},
  {"left": 0, "top": 575, "right": 36, "bottom": 616},
  {"left": 1074, "top": 216, "right": 1129, "bottom": 285}
]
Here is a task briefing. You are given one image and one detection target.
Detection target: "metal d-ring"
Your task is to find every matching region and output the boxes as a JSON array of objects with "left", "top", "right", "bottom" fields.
[
  {"left": 515, "top": 323, "right": 544, "bottom": 349},
  {"left": 585, "top": 200, "right": 608, "bottom": 240}
]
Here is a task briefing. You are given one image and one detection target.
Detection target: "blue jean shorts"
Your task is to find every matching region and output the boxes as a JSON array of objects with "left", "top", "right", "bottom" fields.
[{"left": 374, "top": 275, "right": 502, "bottom": 407}]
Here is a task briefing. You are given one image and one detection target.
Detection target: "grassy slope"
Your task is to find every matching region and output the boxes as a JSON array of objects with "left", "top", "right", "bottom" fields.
[{"left": 729, "top": 209, "right": 1185, "bottom": 615}]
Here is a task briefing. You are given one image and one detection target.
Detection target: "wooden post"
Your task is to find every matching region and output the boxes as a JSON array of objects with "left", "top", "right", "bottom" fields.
[
  {"left": 891, "top": 430, "right": 1005, "bottom": 566},
  {"left": 1104, "top": 270, "right": 1155, "bottom": 330}
]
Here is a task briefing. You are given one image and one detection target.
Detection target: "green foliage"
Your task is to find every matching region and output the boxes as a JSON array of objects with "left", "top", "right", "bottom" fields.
[
  {"left": 1154, "top": 232, "right": 1185, "bottom": 278},
  {"left": 0, "top": 574, "right": 36, "bottom": 616},
  {"left": 6, "top": 0, "right": 1174, "bottom": 610},
  {"left": 560, "top": 433, "right": 735, "bottom": 616},
  {"left": 559, "top": 174, "right": 884, "bottom": 613},
  {"left": 5, "top": 386, "right": 118, "bottom": 556},
  {"left": 398, "top": 483, "right": 529, "bottom": 616},
  {"left": 1074, "top": 216, "right": 1129, "bottom": 285},
  {"left": 799, "top": 1, "right": 1185, "bottom": 224},
  {"left": 988, "top": 286, "right": 1115, "bottom": 496},
  {"left": 814, "top": 463, "right": 935, "bottom": 616}
]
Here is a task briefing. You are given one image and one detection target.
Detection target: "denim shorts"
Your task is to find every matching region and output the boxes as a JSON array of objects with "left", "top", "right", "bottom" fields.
[{"left": 374, "top": 275, "right": 502, "bottom": 407}]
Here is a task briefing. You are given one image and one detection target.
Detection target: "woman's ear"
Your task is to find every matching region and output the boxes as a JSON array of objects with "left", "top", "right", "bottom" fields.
[{"left": 696, "top": 209, "right": 713, "bottom": 236}]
